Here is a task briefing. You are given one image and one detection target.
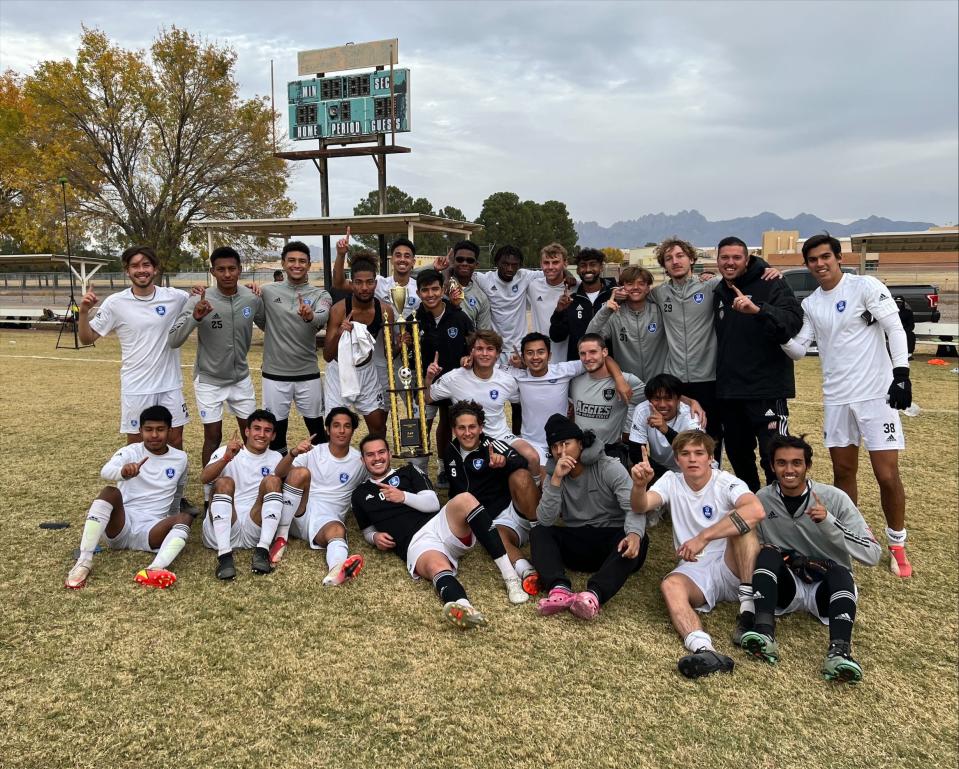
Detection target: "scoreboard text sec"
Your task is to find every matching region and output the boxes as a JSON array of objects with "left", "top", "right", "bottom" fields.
[{"left": 288, "top": 69, "right": 411, "bottom": 140}]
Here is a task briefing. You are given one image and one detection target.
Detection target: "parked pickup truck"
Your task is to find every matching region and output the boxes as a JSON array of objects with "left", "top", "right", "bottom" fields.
[{"left": 781, "top": 267, "right": 941, "bottom": 323}]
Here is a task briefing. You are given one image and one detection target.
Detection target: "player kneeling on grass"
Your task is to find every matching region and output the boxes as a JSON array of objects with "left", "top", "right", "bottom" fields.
[
  {"left": 65, "top": 406, "right": 191, "bottom": 590},
  {"left": 352, "top": 435, "right": 514, "bottom": 629},
  {"left": 444, "top": 399, "right": 542, "bottom": 604},
  {"left": 631, "top": 429, "right": 764, "bottom": 679},
  {"left": 270, "top": 407, "right": 368, "bottom": 585},
  {"left": 741, "top": 434, "right": 881, "bottom": 683},
  {"left": 532, "top": 414, "right": 649, "bottom": 620},
  {"left": 200, "top": 408, "right": 284, "bottom": 579}
]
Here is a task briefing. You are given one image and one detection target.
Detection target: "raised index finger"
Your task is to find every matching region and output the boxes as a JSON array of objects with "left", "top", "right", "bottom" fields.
[
  {"left": 640, "top": 444, "right": 649, "bottom": 464},
  {"left": 811, "top": 489, "right": 823, "bottom": 506},
  {"left": 731, "top": 284, "right": 745, "bottom": 297},
  {"left": 345, "top": 225, "right": 351, "bottom": 240},
  {"left": 137, "top": 457, "right": 149, "bottom": 467}
]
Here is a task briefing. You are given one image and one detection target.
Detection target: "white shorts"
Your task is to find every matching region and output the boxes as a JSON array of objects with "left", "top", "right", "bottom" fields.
[
  {"left": 405, "top": 506, "right": 475, "bottom": 577},
  {"left": 121, "top": 389, "right": 189, "bottom": 434},
  {"left": 668, "top": 548, "right": 740, "bottom": 613},
  {"left": 492, "top": 502, "right": 532, "bottom": 547},
  {"left": 289, "top": 498, "right": 347, "bottom": 549},
  {"left": 777, "top": 572, "right": 858, "bottom": 626},
  {"left": 194, "top": 375, "right": 257, "bottom": 424},
  {"left": 262, "top": 376, "right": 324, "bottom": 420},
  {"left": 324, "top": 360, "right": 385, "bottom": 416},
  {"left": 105, "top": 511, "right": 165, "bottom": 552},
  {"left": 201, "top": 505, "right": 262, "bottom": 550},
  {"left": 528, "top": 442, "right": 549, "bottom": 467},
  {"left": 823, "top": 398, "right": 905, "bottom": 451}
]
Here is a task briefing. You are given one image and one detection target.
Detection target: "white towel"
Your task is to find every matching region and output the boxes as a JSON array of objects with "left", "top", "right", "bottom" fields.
[{"left": 337, "top": 321, "right": 376, "bottom": 400}]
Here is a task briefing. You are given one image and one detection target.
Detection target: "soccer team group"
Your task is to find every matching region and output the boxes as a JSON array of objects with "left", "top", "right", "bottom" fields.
[{"left": 64, "top": 229, "right": 915, "bottom": 683}]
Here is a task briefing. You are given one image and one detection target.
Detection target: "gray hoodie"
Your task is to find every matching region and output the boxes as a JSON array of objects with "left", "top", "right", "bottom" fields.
[
  {"left": 587, "top": 301, "right": 667, "bottom": 382},
  {"left": 650, "top": 276, "right": 720, "bottom": 383},
  {"left": 255, "top": 280, "right": 331, "bottom": 379}
]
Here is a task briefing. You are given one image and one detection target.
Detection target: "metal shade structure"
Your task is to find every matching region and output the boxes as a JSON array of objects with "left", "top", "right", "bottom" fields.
[{"left": 850, "top": 229, "right": 959, "bottom": 254}]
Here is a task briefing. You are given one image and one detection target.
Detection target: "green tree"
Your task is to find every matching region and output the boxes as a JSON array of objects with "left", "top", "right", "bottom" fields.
[
  {"left": 352, "top": 187, "right": 467, "bottom": 256},
  {"left": 476, "top": 192, "right": 577, "bottom": 266},
  {"left": 13, "top": 27, "right": 293, "bottom": 271}
]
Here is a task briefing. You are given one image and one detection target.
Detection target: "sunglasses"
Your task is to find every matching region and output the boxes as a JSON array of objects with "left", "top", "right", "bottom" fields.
[{"left": 454, "top": 256, "right": 477, "bottom": 264}]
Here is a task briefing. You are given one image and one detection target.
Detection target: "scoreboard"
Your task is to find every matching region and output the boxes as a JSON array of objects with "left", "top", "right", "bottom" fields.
[{"left": 288, "top": 69, "right": 410, "bottom": 140}]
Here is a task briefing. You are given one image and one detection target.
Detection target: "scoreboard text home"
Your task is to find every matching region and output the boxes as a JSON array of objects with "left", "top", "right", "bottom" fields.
[{"left": 288, "top": 69, "right": 411, "bottom": 140}]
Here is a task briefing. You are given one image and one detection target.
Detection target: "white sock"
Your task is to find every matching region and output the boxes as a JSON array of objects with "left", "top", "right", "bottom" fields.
[
  {"left": 79, "top": 499, "right": 112, "bottom": 561},
  {"left": 256, "top": 492, "right": 285, "bottom": 549},
  {"left": 886, "top": 527, "right": 907, "bottom": 546},
  {"left": 148, "top": 523, "right": 190, "bottom": 570},
  {"left": 277, "top": 483, "right": 303, "bottom": 541},
  {"left": 684, "top": 630, "right": 714, "bottom": 653},
  {"left": 326, "top": 537, "right": 349, "bottom": 570},
  {"left": 738, "top": 583, "right": 755, "bottom": 615},
  {"left": 514, "top": 558, "right": 534, "bottom": 577},
  {"left": 209, "top": 494, "right": 234, "bottom": 556},
  {"left": 494, "top": 554, "right": 519, "bottom": 581}
]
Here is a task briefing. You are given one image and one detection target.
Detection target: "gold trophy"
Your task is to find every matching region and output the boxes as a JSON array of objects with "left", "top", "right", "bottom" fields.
[{"left": 382, "top": 284, "right": 430, "bottom": 457}]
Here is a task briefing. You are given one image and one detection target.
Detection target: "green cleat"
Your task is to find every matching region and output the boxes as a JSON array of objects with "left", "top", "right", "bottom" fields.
[
  {"left": 740, "top": 630, "right": 779, "bottom": 664},
  {"left": 822, "top": 641, "right": 863, "bottom": 684}
]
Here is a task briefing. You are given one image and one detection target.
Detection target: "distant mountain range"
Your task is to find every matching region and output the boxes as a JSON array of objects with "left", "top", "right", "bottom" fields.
[{"left": 574, "top": 210, "right": 936, "bottom": 249}]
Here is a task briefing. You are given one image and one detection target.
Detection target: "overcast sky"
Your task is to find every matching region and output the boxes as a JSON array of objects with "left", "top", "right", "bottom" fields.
[{"left": 2, "top": 0, "right": 957, "bottom": 227}]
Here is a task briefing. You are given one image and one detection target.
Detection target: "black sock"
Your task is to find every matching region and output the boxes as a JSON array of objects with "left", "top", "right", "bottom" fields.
[
  {"left": 270, "top": 418, "right": 289, "bottom": 454},
  {"left": 433, "top": 570, "right": 467, "bottom": 604},
  {"left": 466, "top": 503, "right": 507, "bottom": 560},
  {"left": 818, "top": 565, "right": 857, "bottom": 645},
  {"left": 303, "top": 416, "right": 328, "bottom": 444},
  {"left": 752, "top": 547, "right": 785, "bottom": 636}
]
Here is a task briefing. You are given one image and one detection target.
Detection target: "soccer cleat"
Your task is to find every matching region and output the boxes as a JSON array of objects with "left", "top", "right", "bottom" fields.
[
  {"left": 434, "top": 471, "right": 450, "bottom": 489},
  {"left": 268, "top": 537, "right": 288, "bottom": 567},
  {"left": 888, "top": 545, "right": 912, "bottom": 578},
  {"left": 569, "top": 591, "right": 601, "bottom": 620},
  {"left": 443, "top": 601, "right": 488, "bottom": 629},
  {"left": 215, "top": 552, "right": 236, "bottom": 581},
  {"left": 537, "top": 586, "right": 575, "bottom": 616},
  {"left": 740, "top": 630, "right": 779, "bottom": 664},
  {"left": 504, "top": 576, "right": 529, "bottom": 605},
  {"left": 322, "top": 554, "right": 365, "bottom": 586},
  {"left": 677, "top": 649, "right": 735, "bottom": 679},
  {"left": 521, "top": 569, "right": 541, "bottom": 596},
  {"left": 822, "top": 641, "right": 863, "bottom": 684},
  {"left": 730, "top": 611, "right": 755, "bottom": 646},
  {"left": 65, "top": 560, "right": 92, "bottom": 590},
  {"left": 134, "top": 568, "right": 177, "bottom": 589},
  {"left": 251, "top": 547, "right": 273, "bottom": 575}
]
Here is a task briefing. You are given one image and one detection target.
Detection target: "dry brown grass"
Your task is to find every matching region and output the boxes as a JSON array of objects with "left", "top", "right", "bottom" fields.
[{"left": 1, "top": 328, "right": 956, "bottom": 769}]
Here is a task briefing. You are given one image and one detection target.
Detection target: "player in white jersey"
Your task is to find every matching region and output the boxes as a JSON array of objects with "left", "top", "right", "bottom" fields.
[
  {"left": 631, "top": 430, "right": 765, "bottom": 679},
  {"left": 79, "top": 245, "right": 190, "bottom": 447},
  {"left": 781, "top": 234, "right": 913, "bottom": 578},
  {"left": 270, "top": 407, "right": 368, "bottom": 585},
  {"left": 64, "top": 406, "right": 192, "bottom": 590},
  {"left": 527, "top": 242, "right": 576, "bottom": 363},
  {"left": 200, "top": 409, "right": 284, "bottom": 580},
  {"left": 628, "top": 373, "right": 702, "bottom": 476}
]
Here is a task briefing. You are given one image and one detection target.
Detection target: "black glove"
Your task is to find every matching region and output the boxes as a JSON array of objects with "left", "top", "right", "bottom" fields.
[
  {"left": 782, "top": 550, "right": 833, "bottom": 584},
  {"left": 887, "top": 367, "right": 912, "bottom": 410}
]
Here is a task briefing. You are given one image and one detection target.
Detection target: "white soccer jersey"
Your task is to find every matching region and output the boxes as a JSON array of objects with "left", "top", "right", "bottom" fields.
[
  {"left": 505, "top": 360, "right": 584, "bottom": 446},
  {"left": 628, "top": 402, "right": 701, "bottom": 470},
  {"left": 527, "top": 274, "right": 570, "bottom": 362},
  {"left": 792, "top": 274, "right": 900, "bottom": 405},
  {"left": 101, "top": 442, "right": 188, "bottom": 520},
  {"left": 430, "top": 366, "right": 520, "bottom": 440},
  {"left": 206, "top": 445, "right": 283, "bottom": 513},
  {"left": 375, "top": 275, "right": 420, "bottom": 317},
  {"left": 472, "top": 269, "right": 538, "bottom": 354},
  {"left": 650, "top": 469, "right": 750, "bottom": 558},
  {"left": 292, "top": 443, "right": 368, "bottom": 511},
  {"left": 89, "top": 287, "right": 189, "bottom": 395}
]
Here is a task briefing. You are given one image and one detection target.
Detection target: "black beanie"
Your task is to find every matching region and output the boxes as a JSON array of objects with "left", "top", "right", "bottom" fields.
[{"left": 545, "top": 413, "right": 584, "bottom": 447}]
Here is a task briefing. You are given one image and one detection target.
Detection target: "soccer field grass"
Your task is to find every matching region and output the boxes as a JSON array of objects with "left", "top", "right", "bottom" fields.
[{"left": 2, "top": 329, "right": 956, "bottom": 769}]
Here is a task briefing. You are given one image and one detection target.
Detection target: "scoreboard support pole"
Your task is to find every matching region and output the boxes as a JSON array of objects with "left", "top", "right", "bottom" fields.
[{"left": 375, "top": 134, "right": 388, "bottom": 275}]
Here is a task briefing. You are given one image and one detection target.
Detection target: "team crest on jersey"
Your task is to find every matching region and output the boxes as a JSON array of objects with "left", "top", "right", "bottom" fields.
[
  {"left": 130, "top": 419, "right": 138, "bottom": 427},
  {"left": 468, "top": 297, "right": 477, "bottom": 307},
  {"left": 155, "top": 306, "right": 167, "bottom": 316},
  {"left": 702, "top": 505, "right": 714, "bottom": 519},
  {"left": 165, "top": 468, "right": 176, "bottom": 479},
  {"left": 603, "top": 388, "right": 615, "bottom": 401},
  {"left": 511, "top": 284, "right": 519, "bottom": 294},
  {"left": 447, "top": 327, "right": 459, "bottom": 338},
  {"left": 243, "top": 306, "right": 252, "bottom": 318},
  {"left": 407, "top": 297, "right": 415, "bottom": 307},
  {"left": 200, "top": 409, "right": 207, "bottom": 417},
  {"left": 339, "top": 472, "right": 350, "bottom": 483},
  {"left": 260, "top": 466, "right": 270, "bottom": 476},
  {"left": 489, "top": 389, "right": 499, "bottom": 400},
  {"left": 648, "top": 322, "right": 658, "bottom": 333},
  {"left": 836, "top": 300, "right": 847, "bottom": 313},
  {"left": 472, "top": 458, "right": 484, "bottom": 470},
  {"left": 388, "top": 475, "right": 400, "bottom": 487},
  {"left": 693, "top": 292, "right": 704, "bottom": 304},
  {"left": 548, "top": 378, "right": 557, "bottom": 384},
  {"left": 302, "top": 297, "right": 314, "bottom": 306}
]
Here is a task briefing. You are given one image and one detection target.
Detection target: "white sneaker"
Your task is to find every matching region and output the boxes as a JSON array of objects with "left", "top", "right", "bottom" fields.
[
  {"left": 505, "top": 576, "right": 529, "bottom": 604},
  {"left": 65, "top": 559, "right": 92, "bottom": 590}
]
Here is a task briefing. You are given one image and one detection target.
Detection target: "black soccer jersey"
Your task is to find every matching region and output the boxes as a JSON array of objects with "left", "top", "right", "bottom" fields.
[
  {"left": 445, "top": 434, "right": 528, "bottom": 517},
  {"left": 351, "top": 464, "right": 436, "bottom": 560}
]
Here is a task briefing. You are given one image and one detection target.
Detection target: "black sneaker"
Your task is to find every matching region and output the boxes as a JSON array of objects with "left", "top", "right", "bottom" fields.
[
  {"left": 216, "top": 552, "right": 236, "bottom": 581},
  {"left": 678, "top": 649, "right": 735, "bottom": 679},
  {"left": 251, "top": 547, "right": 273, "bottom": 575},
  {"left": 730, "top": 610, "right": 755, "bottom": 645}
]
